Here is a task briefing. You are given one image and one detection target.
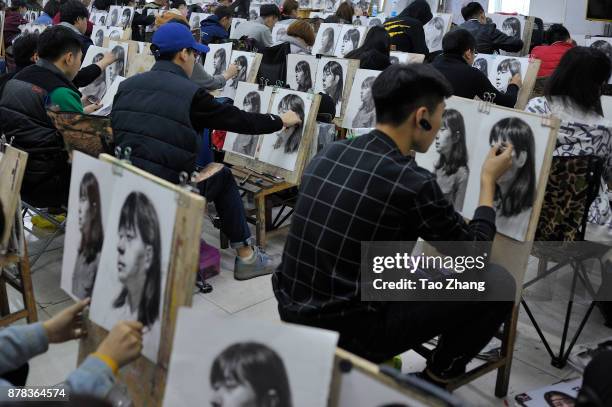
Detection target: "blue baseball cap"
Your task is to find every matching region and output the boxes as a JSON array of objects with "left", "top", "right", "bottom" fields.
[{"left": 152, "top": 22, "right": 210, "bottom": 55}]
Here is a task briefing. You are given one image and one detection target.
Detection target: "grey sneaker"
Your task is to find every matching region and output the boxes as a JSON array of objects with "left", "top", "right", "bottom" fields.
[{"left": 234, "top": 247, "right": 274, "bottom": 280}]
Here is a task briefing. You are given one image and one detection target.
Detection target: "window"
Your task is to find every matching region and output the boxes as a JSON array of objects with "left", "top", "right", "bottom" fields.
[{"left": 488, "top": 0, "right": 530, "bottom": 15}]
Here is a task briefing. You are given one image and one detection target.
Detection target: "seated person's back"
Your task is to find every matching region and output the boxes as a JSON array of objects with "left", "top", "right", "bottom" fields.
[
  {"left": 530, "top": 24, "right": 574, "bottom": 78},
  {"left": 431, "top": 29, "right": 521, "bottom": 108},
  {"left": 232, "top": 4, "right": 279, "bottom": 48},
  {"left": 458, "top": 2, "right": 523, "bottom": 54}
]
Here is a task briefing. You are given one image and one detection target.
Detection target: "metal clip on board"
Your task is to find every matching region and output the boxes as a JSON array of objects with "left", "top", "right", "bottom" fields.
[
  {"left": 258, "top": 77, "right": 270, "bottom": 91},
  {"left": 112, "top": 146, "right": 132, "bottom": 176},
  {"left": 176, "top": 171, "right": 200, "bottom": 208}
]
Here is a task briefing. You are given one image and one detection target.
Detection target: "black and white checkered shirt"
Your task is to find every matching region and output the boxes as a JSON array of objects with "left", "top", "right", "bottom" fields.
[{"left": 272, "top": 130, "right": 496, "bottom": 318}]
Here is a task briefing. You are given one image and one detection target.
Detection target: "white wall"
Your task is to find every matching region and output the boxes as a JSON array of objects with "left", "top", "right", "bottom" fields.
[{"left": 529, "top": 0, "right": 606, "bottom": 35}]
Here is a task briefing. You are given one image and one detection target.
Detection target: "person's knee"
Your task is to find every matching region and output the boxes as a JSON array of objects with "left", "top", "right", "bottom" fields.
[{"left": 484, "top": 263, "right": 517, "bottom": 303}]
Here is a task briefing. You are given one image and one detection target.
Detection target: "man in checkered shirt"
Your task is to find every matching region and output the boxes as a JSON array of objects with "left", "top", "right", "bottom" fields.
[{"left": 273, "top": 63, "right": 516, "bottom": 386}]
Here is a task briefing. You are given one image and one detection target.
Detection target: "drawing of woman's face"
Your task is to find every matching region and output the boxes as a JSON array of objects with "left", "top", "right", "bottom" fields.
[
  {"left": 548, "top": 394, "right": 575, "bottom": 407},
  {"left": 360, "top": 83, "right": 371, "bottom": 103},
  {"left": 490, "top": 140, "right": 525, "bottom": 186},
  {"left": 295, "top": 67, "right": 305, "bottom": 86},
  {"left": 117, "top": 225, "right": 151, "bottom": 285},
  {"left": 424, "top": 23, "right": 441, "bottom": 45},
  {"left": 243, "top": 99, "right": 256, "bottom": 113},
  {"left": 211, "top": 380, "right": 257, "bottom": 407},
  {"left": 95, "top": 30, "right": 104, "bottom": 46},
  {"left": 78, "top": 196, "right": 90, "bottom": 232},
  {"left": 110, "top": 9, "right": 119, "bottom": 26},
  {"left": 322, "top": 69, "right": 338, "bottom": 90},
  {"left": 495, "top": 68, "right": 512, "bottom": 92},
  {"left": 322, "top": 30, "right": 333, "bottom": 51},
  {"left": 341, "top": 34, "right": 355, "bottom": 55},
  {"left": 110, "top": 30, "right": 121, "bottom": 40},
  {"left": 435, "top": 122, "right": 452, "bottom": 155},
  {"left": 276, "top": 27, "right": 286, "bottom": 42},
  {"left": 214, "top": 51, "right": 224, "bottom": 71}
]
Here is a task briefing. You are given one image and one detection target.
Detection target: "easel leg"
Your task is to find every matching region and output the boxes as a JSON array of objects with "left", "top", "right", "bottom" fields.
[
  {"left": 0, "top": 277, "right": 9, "bottom": 317},
  {"left": 19, "top": 245, "right": 38, "bottom": 323},
  {"left": 255, "top": 195, "right": 267, "bottom": 249},
  {"left": 495, "top": 305, "right": 519, "bottom": 398}
]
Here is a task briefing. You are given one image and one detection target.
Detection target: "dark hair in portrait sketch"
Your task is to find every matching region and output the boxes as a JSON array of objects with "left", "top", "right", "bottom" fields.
[
  {"left": 82, "top": 53, "right": 107, "bottom": 102},
  {"left": 210, "top": 342, "right": 293, "bottom": 407},
  {"left": 322, "top": 60, "right": 343, "bottom": 108},
  {"left": 109, "top": 45, "right": 125, "bottom": 82},
  {"left": 369, "top": 17, "right": 382, "bottom": 27},
  {"left": 98, "top": 15, "right": 106, "bottom": 25},
  {"left": 320, "top": 27, "right": 335, "bottom": 54},
  {"left": 113, "top": 191, "right": 161, "bottom": 328},
  {"left": 434, "top": 109, "right": 469, "bottom": 211},
  {"left": 351, "top": 76, "right": 376, "bottom": 128},
  {"left": 590, "top": 40, "right": 612, "bottom": 62},
  {"left": 543, "top": 391, "right": 576, "bottom": 407},
  {"left": 109, "top": 8, "right": 119, "bottom": 26},
  {"left": 213, "top": 48, "right": 227, "bottom": 76},
  {"left": 72, "top": 172, "right": 104, "bottom": 299},
  {"left": 425, "top": 16, "right": 445, "bottom": 50},
  {"left": 192, "top": 15, "right": 201, "bottom": 28},
  {"left": 495, "top": 58, "right": 521, "bottom": 93},
  {"left": 340, "top": 28, "right": 360, "bottom": 55},
  {"left": 230, "top": 55, "right": 248, "bottom": 89},
  {"left": 489, "top": 117, "right": 535, "bottom": 218},
  {"left": 232, "top": 91, "right": 261, "bottom": 156},
  {"left": 295, "top": 60, "right": 312, "bottom": 92},
  {"left": 274, "top": 94, "right": 305, "bottom": 153},
  {"left": 120, "top": 8, "right": 132, "bottom": 29},
  {"left": 473, "top": 57, "right": 488, "bottom": 77},
  {"left": 501, "top": 17, "right": 521, "bottom": 40},
  {"left": 317, "top": 123, "right": 336, "bottom": 152},
  {"left": 94, "top": 28, "right": 104, "bottom": 47}
]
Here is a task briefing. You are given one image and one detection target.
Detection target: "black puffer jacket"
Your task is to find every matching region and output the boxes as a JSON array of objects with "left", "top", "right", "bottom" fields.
[
  {"left": 384, "top": 1, "right": 431, "bottom": 55},
  {"left": 458, "top": 20, "right": 524, "bottom": 54},
  {"left": 0, "top": 64, "right": 73, "bottom": 204}
]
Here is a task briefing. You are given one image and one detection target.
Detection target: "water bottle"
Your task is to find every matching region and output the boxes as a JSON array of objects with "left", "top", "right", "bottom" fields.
[
  {"left": 372, "top": 2, "right": 378, "bottom": 16},
  {"left": 390, "top": 0, "right": 398, "bottom": 17}
]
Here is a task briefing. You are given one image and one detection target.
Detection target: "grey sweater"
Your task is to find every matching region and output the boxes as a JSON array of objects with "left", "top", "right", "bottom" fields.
[
  {"left": 191, "top": 62, "right": 227, "bottom": 91},
  {"left": 232, "top": 17, "right": 273, "bottom": 48}
]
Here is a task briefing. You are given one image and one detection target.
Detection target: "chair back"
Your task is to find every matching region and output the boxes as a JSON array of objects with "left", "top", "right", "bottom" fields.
[{"left": 535, "top": 155, "right": 604, "bottom": 242}]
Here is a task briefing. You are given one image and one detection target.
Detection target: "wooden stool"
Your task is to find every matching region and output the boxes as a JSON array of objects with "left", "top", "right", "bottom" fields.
[
  {"left": 229, "top": 166, "right": 297, "bottom": 249},
  {"left": 0, "top": 246, "right": 38, "bottom": 326}
]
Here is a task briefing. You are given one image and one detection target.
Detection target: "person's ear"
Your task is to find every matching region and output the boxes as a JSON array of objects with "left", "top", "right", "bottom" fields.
[
  {"left": 143, "top": 244, "right": 154, "bottom": 270},
  {"left": 414, "top": 106, "right": 429, "bottom": 130},
  {"left": 515, "top": 150, "right": 527, "bottom": 168}
]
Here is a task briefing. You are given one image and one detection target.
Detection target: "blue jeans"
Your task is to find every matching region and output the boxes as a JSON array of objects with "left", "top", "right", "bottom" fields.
[{"left": 198, "top": 166, "right": 251, "bottom": 246}]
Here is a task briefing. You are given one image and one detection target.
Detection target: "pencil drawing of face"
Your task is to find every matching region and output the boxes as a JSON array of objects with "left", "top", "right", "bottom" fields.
[
  {"left": 295, "top": 60, "right": 312, "bottom": 92},
  {"left": 121, "top": 8, "right": 131, "bottom": 28},
  {"left": 213, "top": 48, "right": 227, "bottom": 76},
  {"left": 501, "top": 17, "right": 521, "bottom": 39},
  {"left": 351, "top": 76, "right": 376, "bottom": 128},
  {"left": 473, "top": 57, "right": 488, "bottom": 77},
  {"left": 94, "top": 28, "right": 104, "bottom": 47},
  {"left": 434, "top": 109, "right": 469, "bottom": 211},
  {"left": 109, "top": 8, "right": 119, "bottom": 26},
  {"left": 231, "top": 55, "right": 248, "bottom": 89},
  {"left": 489, "top": 117, "right": 535, "bottom": 218},
  {"left": 274, "top": 94, "right": 305, "bottom": 153},
  {"left": 192, "top": 15, "right": 200, "bottom": 28},
  {"left": 369, "top": 18, "right": 381, "bottom": 26},
  {"left": 495, "top": 58, "right": 521, "bottom": 93},
  {"left": 114, "top": 191, "right": 161, "bottom": 328},
  {"left": 276, "top": 27, "right": 287, "bottom": 42},
  {"left": 109, "top": 29, "right": 121, "bottom": 40},
  {"left": 340, "top": 28, "right": 359, "bottom": 55},
  {"left": 231, "top": 91, "right": 261, "bottom": 157},
  {"left": 72, "top": 172, "right": 104, "bottom": 299},
  {"left": 424, "top": 16, "right": 444, "bottom": 50},
  {"left": 209, "top": 343, "right": 293, "bottom": 407},
  {"left": 249, "top": 9, "right": 258, "bottom": 20},
  {"left": 321, "top": 27, "right": 335, "bottom": 54},
  {"left": 322, "top": 61, "right": 343, "bottom": 107},
  {"left": 83, "top": 53, "right": 107, "bottom": 101},
  {"left": 590, "top": 40, "right": 612, "bottom": 62},
  {"left": 109, "top": 45, "right": 125, "bottom": 82}
]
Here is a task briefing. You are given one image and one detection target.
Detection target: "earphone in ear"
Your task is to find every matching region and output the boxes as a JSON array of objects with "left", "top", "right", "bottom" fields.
[{"left": 419, "top": 119, "right": 432, "bottom": 131}]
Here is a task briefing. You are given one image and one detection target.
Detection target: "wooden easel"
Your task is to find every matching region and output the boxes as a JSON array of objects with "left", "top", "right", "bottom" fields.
[
  {"left": 77, "top": 153, "right": 205, "bottom": 407},
  {"left": 515, "top": 58, "right": 541, "bottom": 110},
  {"left": 0, "top": 144, "right": 38, "bottom": 327}
]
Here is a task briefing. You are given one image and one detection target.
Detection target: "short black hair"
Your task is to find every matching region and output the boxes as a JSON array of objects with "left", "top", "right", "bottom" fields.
[
  {"left": 170, "top": 0, "right": 186, "bottom": 8},
  {"left": 59, "top": 0, "right": 89, "bottom": 24},
  {"left": 372, "top": 64, "right": 452, "bottom": 126},
  {"left": 37, "top": 25, "right": 83, "bottom": 62},
  {"left": 461, "top": 2, "right": 484, "bottom": 21},
  {"left": 442, "top": 29, "right": 476, "bottom": 56},
  {"left": 214, "top": 5, "right": 232, "bottom": 19},
  {"left": 545, "top": 24, "right": 570, "bottom": 44},
  {"left": 43, "top": 0, "right": 61, "bottom": 19},
  {"left": 9, "top": 0, "right": 27, "bottom": 10},
  {"left": 546, "top": 46, "right": 611, "bottom": 115},
  {"left": 13, "top": 33, "right": 39, "bottom": 69}
]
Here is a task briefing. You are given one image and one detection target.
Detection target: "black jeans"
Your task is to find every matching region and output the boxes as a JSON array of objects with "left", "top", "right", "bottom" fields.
[
  {"left": 280, "top": 265, "right": 515, "bottom": 376},
  {"left": 198, "top": 166, "right": 251, "bottom": 246},
  {"left": 1, "top": 363, "right": 29, "bottom": 386},
  {"left": 578, "top": 350, "right": 612, "bottom": 407}
]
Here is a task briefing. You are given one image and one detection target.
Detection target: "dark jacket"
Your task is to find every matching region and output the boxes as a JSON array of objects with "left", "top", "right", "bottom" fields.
[
  {"left": 3, "top": 10, "right": 28, "bottom": 48},
  {"left": 0, "top": 64, "right": 76, "bottom": 205},
  {"left": 458, "top": 20, "right": 524, "bottom": 54},
  {"left": 200, "top": 15, "right": 229, "bottom": 45},
  {"left": 131, "top": 3, "right": 161, "bottom": 42},
  {"left": 112, "top": 61, "right": 201, "bottom": 183},
  {"left": 431, "top": 53, "right": 519, "bottom": 108},
  {"left": 323, "top": 15, "right": 351, "bottom": 24},
  {"left": 345, "top": 48, "right": 391, "bottom": 71},
  {"left": 384, "top": 14, "right": 429, "bottom": 55},
  {"left": 403, "top": 0, "right": 433, "bottom": 25},
  {"left": 229, "top": 0, "right": 250, "bottom": 19}
]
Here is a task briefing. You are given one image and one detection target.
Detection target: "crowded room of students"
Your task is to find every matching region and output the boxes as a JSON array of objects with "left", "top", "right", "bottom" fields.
[{"left": 1, "top": 0, "right": 612, "bottom": 405}]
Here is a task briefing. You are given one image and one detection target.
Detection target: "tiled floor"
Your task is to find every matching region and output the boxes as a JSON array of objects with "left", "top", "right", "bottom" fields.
[{"left": 5, "top": 215, "right": 612, "bottom": 406}]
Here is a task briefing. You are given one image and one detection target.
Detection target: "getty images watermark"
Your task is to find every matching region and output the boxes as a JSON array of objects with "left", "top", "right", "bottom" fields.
[{"left": 360, "top": 242, "right": 516, "bottom": 301}]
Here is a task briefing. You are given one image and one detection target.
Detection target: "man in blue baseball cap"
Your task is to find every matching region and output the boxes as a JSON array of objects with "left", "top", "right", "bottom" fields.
[{"left": 111, "top": 22, "right": 302, "bottom": 280}]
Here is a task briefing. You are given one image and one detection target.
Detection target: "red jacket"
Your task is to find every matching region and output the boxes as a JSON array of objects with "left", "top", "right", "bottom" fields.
[
  {"left": 3, "top": 10, "right": 28, "bottom": 48},
  {"left": 530, "top": 41, "right": 574, "bottom": 78}
]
